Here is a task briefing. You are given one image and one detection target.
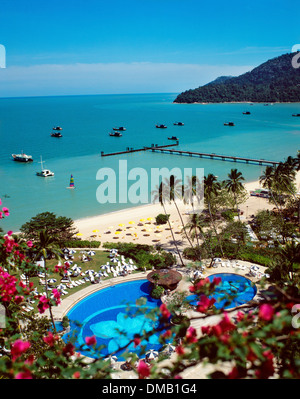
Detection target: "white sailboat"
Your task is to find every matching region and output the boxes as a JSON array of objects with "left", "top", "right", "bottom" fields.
[{"left": 36, "top": 156, "right": 54, "bottom": 177}]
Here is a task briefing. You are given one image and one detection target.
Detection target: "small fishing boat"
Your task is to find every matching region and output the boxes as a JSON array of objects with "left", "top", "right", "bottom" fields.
[
  {"left": 51, "top": 132, "right": 63, "bottom": 137},
  {"left": 66, "top": 174, "right": 75, "bottom": 189},
  {"left": 109, "top": 131, "right": 122, "bottom": 137},
  {"left": 156, "top": 124, "right": 167, "bottom": 128},
  {"left": 292, "top": 113, "right": 300, "bottom": 117},
  {"left": 168, "top": 136, "right": 179, "bottom": 140},
  {"left": 53, "top": 126, "right": 62, "bottom": 130},
  {"left": 12, "top": 152, "right": 33, "bottom": 162},
  {"left": 173, "top": 122, "right": 184, "bottom": 126},
  {"left": 112, "top": 126, "right": 126, "bottom": 131},
  {"left": 224, "top": 122, "right": 235, "bottom": 126},
  {"left": 36, "top": 156, "right": 54, "bottom": 177},
  {"left": 242, "top": 111, "right": 251, "bottom": 115}
]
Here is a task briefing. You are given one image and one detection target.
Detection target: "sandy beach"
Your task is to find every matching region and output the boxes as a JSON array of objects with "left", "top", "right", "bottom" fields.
[{"left": 74, "top": 173, "right": 300, "bottom": 249}]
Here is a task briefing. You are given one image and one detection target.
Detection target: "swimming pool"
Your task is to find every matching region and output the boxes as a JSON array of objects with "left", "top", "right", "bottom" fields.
[
  {"left": 63, "top": 280, "right": 164, "bottom": 359},
  {"left": 188, "top": 273, "right": 257, "bottom": 310}
]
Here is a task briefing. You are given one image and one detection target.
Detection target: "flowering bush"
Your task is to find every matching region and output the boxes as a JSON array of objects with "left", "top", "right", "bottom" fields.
[{"left": 0, "top": 198, "right": 299, "bottom": 380}]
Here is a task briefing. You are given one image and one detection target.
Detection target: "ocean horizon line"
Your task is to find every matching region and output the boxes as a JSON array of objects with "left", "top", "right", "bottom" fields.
[{"left": 0, "top": 92, "right": 179, "bottom": 101}]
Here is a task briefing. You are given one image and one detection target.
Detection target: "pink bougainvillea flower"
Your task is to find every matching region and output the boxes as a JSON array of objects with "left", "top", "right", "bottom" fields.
[
  {"left": 196, "top": 295, "right": 216, "bottom": 313},
  {"left": 37, "top": 295, "right": 50, "bottom": 314},
  {"left": 218, "top": 313, "right": 236, "bottom": 333},
  {"left": 11, "top": 340, "right": 31, "bottom": 361},
  {"left": 185, "top": 326, "right": 198, "bottom": 344},
  {"left": 159, "top": 303, "right": 171, "bottom": 319},
  {"left": 259, "top": 304, "right": 274, "bottom": 321},
  {"left": 62, "top": 342, "right": 75, "bottom": 358},
  {"left": 212, "top": 277, "right": 222, "bottom": 286},
  {"left": 137, "top": 360, "right": 150, "bottom": 379},
  {"left": 2, "top": 207, "right": 9, "bottom": 216},
  {"left": 15, "top": 369, "right": 33, "bottom": 379},
  {"left": 43, "top": 331, "right": 59, "bottom": 347},
  {"left": 73, "top": 371, "right": 81, "bottom": 379},
  {"left": 133, "top": 335, "right": 141, "bottom": 347},
  {"left": 175, "top": 345, "right": 185, "bottom": 356},
  {"left": 85, "top": 336, "right": 97, "bottom": 346},
  {"left": 51, "top": 288, "right": 61, "bottom": 305},
  {"left": 27, "top": 240, "right": 33, "bottom": 248}
]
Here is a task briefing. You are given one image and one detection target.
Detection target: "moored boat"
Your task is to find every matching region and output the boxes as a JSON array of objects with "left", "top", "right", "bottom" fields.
[
  {"left": 109, "top": 131, "right": 122, "bottom": 137},
  {"left": 242, "top": 111, "right": 251, "bottom": 115},
  {"left": 53, "top": 126, "right": 62, "bottom": 130},
  {"left": 36, "top": 169, "right": 55, "bottom": 177},
  {"left": 156, "top": 124, "right": 167, "bottom": 128},
  {"left": 113, "top": 126, "right": 126, "bottom": 131},
  {"left": 12, "top": 153, "right": 33, "bottom": 162},
  {"left": 168, "top": 136, "right": 179, "bottom": 140},
  {"left": 173, "top": 122, "right": 184, "bottom": 126},
  {"left": 36, "top": 156, "right": 54, "bottom": 177},
  {"left": 51, "top": 132, "right": 63, "bottom": 137},
  {"left": 292, "top": 113, "right": 300, "bottom": 117},
  {"left": 224, "top": 122, "right": 235, "bottom": 126}
]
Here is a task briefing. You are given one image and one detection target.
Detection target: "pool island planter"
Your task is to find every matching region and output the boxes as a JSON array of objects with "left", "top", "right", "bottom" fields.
[{"left": 147, "top": 269, "right": 182, "bottom": 291}]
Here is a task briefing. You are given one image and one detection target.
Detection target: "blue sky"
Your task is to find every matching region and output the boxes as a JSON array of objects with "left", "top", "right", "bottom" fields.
[{"left": 0, "top": 0, "right": 298, "bottom": 97}]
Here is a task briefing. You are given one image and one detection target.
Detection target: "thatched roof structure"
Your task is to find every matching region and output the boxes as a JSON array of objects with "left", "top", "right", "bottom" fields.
[{"left": 147, "top": 269, "right": 182, "bottom": 290}]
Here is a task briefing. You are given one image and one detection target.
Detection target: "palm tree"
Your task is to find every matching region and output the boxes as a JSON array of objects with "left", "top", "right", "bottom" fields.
[
  {"left": 204, "top": 174, "right": 224, "bottom": 257},
  {"left": 277, "top": 240, "right": 300, "bottom": 282},
  {"left": 183, "top": 175, "right": 207, "bottom": 261},
  {"left": 224, "top": 169, "right": 245, "bottom": 222},
  {"left": 168, "top": 175, "right": 194, "bottom": 249},
  {"left": 152, "top": 183, "right": 185, "bottom": 267},
  {"left": 259, "top": 165, "right": 281, "bottom": 212},
  {"left": 185, "top": 213, "right": 213, "bottom": 262},
  {"left": 32, "top": 230, "right": 62, "bottom": 330},
  {"left": 277, "top": 160, "right": 300, "bottom": 225}
]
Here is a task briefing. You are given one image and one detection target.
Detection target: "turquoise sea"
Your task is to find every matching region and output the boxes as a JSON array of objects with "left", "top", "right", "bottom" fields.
[{"left": 0, "top": 93, "right": 299, "bottom": 232}]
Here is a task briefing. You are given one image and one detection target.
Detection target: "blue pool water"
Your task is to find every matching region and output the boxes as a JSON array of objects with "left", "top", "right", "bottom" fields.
[
  {"left": 63, "top": 279, "right": 164, "bottom": 359},
  {"left": 188, "top": 273, "right": 257, "bottom": 310}
]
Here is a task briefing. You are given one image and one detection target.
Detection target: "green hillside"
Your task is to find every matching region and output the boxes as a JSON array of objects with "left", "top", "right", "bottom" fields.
[{"left": 174, "top": 53, "right": 300, "bottom": 103}]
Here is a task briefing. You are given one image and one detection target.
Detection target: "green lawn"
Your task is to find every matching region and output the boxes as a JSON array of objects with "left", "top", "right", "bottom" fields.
[{"left": 23, "top": 249, "right": 139, "bottom": 311}]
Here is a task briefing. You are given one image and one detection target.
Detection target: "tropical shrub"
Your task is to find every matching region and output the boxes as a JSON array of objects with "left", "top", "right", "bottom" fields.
[{"left": 155, "top": 213, "right": 170, "bottom": 225}]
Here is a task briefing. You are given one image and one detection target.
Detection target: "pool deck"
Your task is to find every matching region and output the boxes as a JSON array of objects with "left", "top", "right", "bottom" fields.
[{"left": 50, "top": 259, "right": 269, "bottom": 379}]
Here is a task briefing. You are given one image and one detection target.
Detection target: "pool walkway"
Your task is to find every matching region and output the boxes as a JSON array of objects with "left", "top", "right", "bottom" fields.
[{"left": 51, "top": 271, "right": 147, "bottom": 320}]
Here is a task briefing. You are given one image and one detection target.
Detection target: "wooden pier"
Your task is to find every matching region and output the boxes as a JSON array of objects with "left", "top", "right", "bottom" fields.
[
  {"left": 101, "top": 141, "right": 279, "bottom": 167},
  {"left": 100, "top": 142, "right": 179, "bottom": 157},
  {"left": 149, "top": 148, "right": 280, "bottom": 166}
]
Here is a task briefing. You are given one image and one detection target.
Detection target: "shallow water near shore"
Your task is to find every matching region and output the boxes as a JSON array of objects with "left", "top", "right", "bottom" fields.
[{"left": 0, "top": 93, "right": 299, "bottom": 231}]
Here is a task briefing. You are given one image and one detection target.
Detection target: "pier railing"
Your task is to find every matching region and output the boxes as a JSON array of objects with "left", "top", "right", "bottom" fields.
[{"left": 101, "top": 142, "right": 279, "bottom": 166}]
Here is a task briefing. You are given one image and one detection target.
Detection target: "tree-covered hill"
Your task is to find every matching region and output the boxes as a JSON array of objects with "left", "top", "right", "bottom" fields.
[{"left": 174, "top": 53, "right": 300, "bottom": 103}]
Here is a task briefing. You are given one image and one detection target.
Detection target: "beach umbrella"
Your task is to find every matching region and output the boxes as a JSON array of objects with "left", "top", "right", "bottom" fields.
[
  {"left": 118, "top": 223, "right": 125, "bottom": 227},
  {"left": 164, "top": 343, "right": 175, "bottom": 354},
  {"left": 76, "top": 233, "right": 83, "bottom": 237},
  {"left": 140, "top": 218, "right": 145, "bottom": 222},
  {"left": 128, "top": 221, "right": 135, "bottom": 224},
  {"left": 57, "top": 284, "right": 66, "bottom": 290},
  {"left": 146, "top": 349, "right": 159, "bottom": 360},
  {"left": 92, "top": 229, "right": 99, "bottom": 233},
  {"left": 115, "top": 231, "right": 121, "bottom": 235},
  {"left": 147, "top": 217, "right": 153, "bottom": 221},
  {"left": 251, "top": 265, "right": 259, "bottom": 271},
  {"left": 47, "top": 278, "right": 57, "bottom": 284},
  {"left": 146, "top": 228, "right": 152, "bottom": 232},
  {"left": 87, "top": 250, "right": 95, "bottom": 256},
  {"left": 104, "top": 355, "right": 118, "bottom": 365}
]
